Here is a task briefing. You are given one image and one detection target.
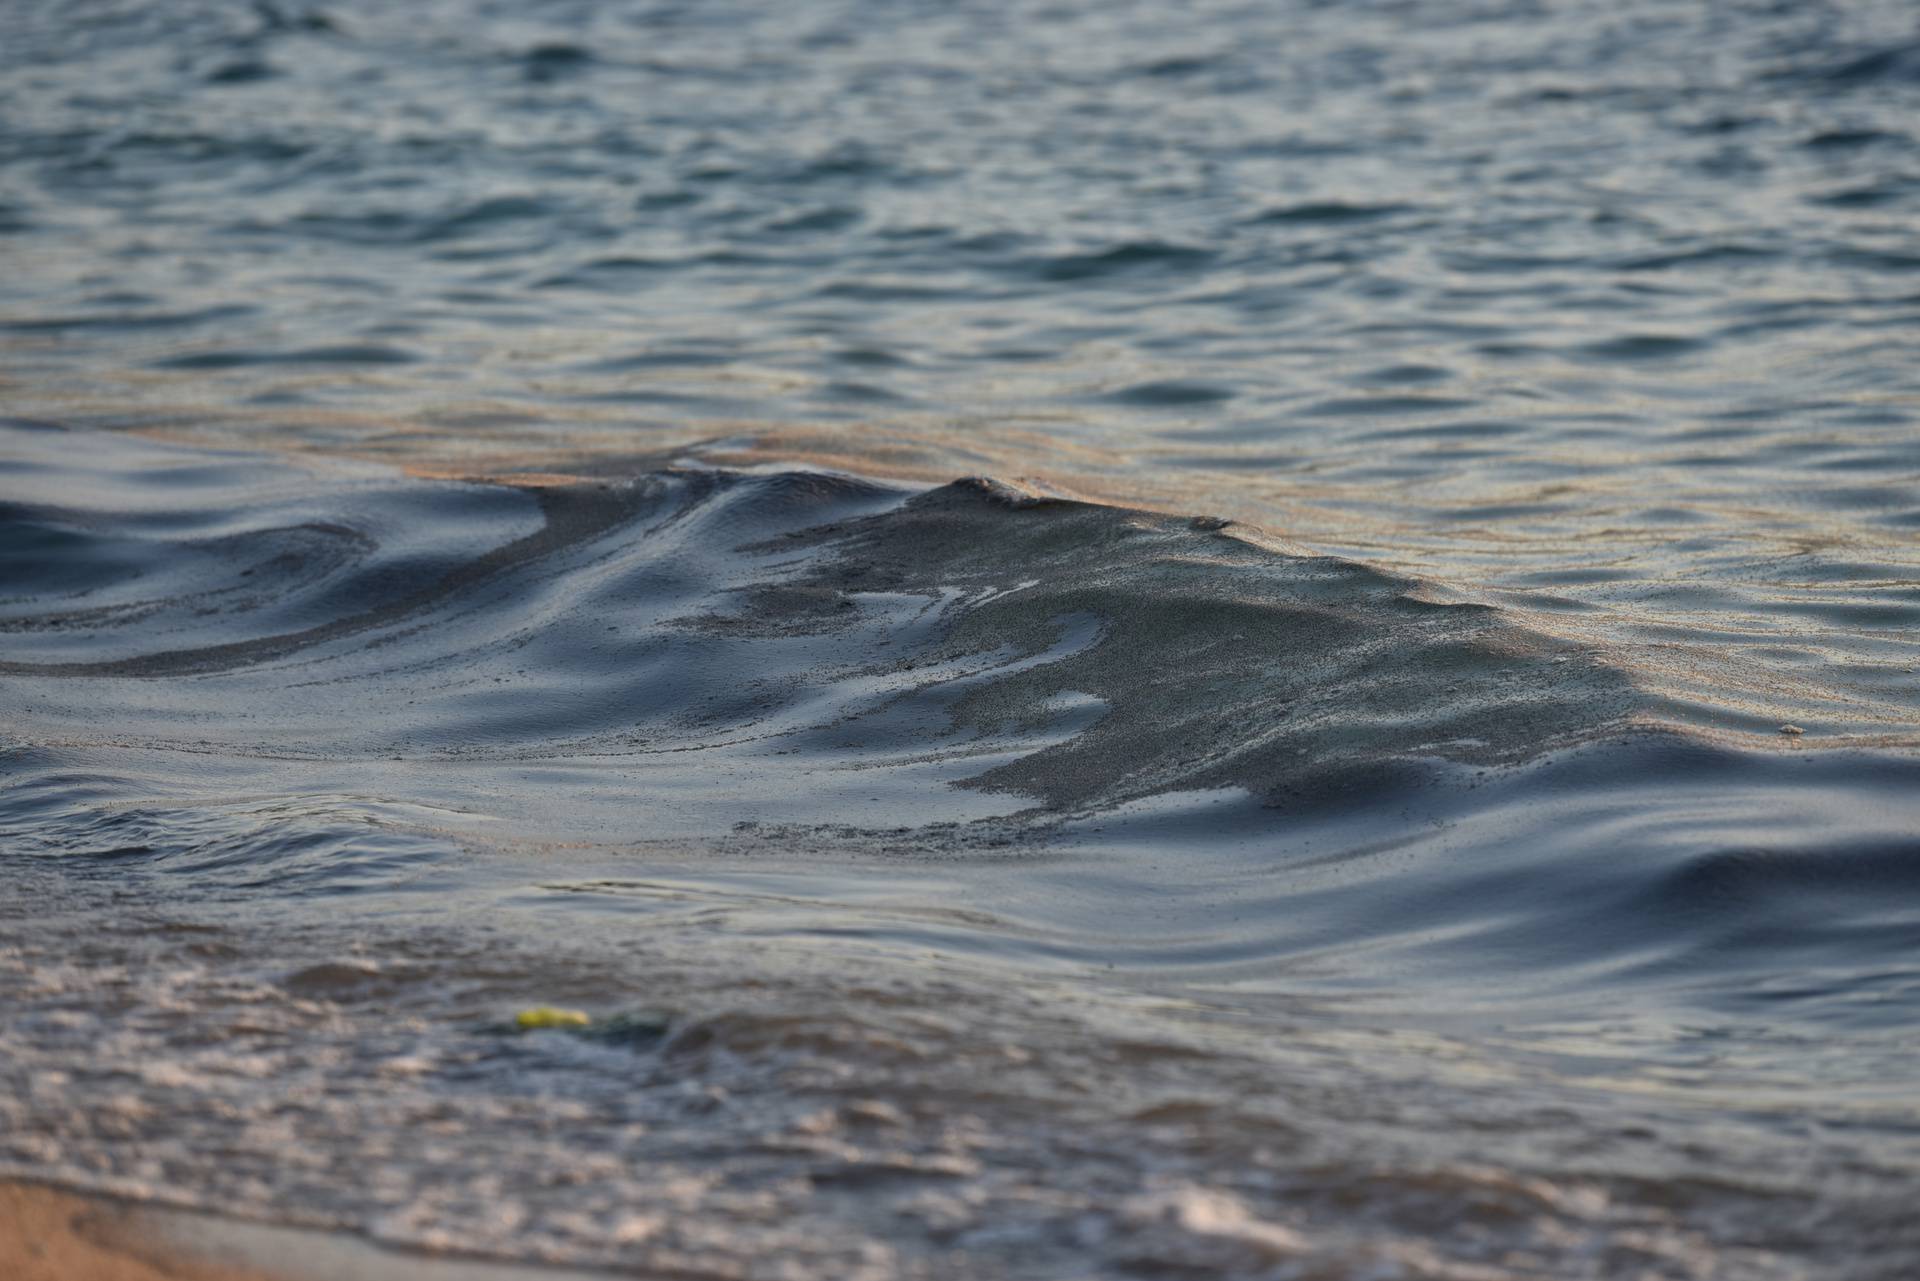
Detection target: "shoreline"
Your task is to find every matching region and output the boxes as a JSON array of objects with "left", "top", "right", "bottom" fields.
[
  {"left": 0, "top": 1181, "right": 611, "bottom": 1281},
  {"left": 1, "top": 1181, "right": 272, "bottom": 1281}
]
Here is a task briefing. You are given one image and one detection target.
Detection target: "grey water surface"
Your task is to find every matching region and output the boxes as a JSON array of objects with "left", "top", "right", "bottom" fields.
[{"left": 3, "top": 2, "right": 1920, "bottom": 1278}]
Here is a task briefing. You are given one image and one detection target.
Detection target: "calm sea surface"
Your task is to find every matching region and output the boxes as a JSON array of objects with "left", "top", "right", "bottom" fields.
[{"left": 4, "top": 2, "right": 1920, "bottom": 1277}]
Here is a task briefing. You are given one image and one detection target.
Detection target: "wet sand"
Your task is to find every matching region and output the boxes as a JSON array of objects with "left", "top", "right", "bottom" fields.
[
  {"left": 0, "top": 1182, "right": 610, "bottom": 1281},
  {"left": 0, "top": 1182, "right": 272, "bottom": 1281}
]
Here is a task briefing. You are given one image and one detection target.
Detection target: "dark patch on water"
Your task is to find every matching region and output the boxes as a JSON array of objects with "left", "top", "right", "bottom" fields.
[
  {"left": 1575, "top": 333, "right": 1708, "bottom": 361},
  {"left": 1805, "top": 40, "right": 1920, "bottom": 89},
  {"left": 1101, "top": 379, "right": 1236, "bottom": 407},
  {"left": 151, "top": 342, "right": 420, "bottom": 369},
  {"left": 521, "top": 42, "right": 594, "bottom": 82},
  {"left": 1248, "top": 200, "right": 1418, "bottom": 225},
  {"left": 1022, "top": 241, "right": 1216, "bottom": 284},
  {"left": 205, "top": 59, "right": 277, "bottom": 84}
]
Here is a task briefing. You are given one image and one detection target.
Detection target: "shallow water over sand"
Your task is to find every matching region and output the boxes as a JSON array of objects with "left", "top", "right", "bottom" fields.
[{"left": 3, "top": 0, "right": 1920, "bottom": 1276}]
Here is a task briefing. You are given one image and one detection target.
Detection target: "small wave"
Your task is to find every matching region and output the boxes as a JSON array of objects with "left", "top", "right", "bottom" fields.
[
  {"left": 763, "top": 205, "right": 862, "bottom": 234},
  {"left": 1019, "top": 241, "right": 1216, "bottom": 284},
  {"left": 1100, "top": 379, "right": 1237, "bottom": 407},
  {"left": 0, "top": 303, "right": 256, "bottom": 334},
  {"left": 1810, "top": 181, "right": 1918, "bottom": 210},
  {"left": 1801, "top": 40, "right": 1920, "bottom": 89},
  {"left": 1802, "top": 127, "right": 1905, "bottom": 150},
  {"left": 1247, "top": 200, "right": 1418, "bottom": 225},
  {"left": 150, "top": 342, "right": 420, "bottom": 369},
  {"left": 204, "top": 59, "right": 277, "bottom": 85},
  {"left": 273, "top": 196, "right": 565, "bottom": 247},
  {"left": 536, "top": 253, "right": 678, "bottom": 289},
  {"left": 1613, "top": 243, "right": 1782, "bottom": 271},
  {"left": 0, "top": 423, "right": 1639, "bottom": 818},
  {"left": 1129, "top": 53, "right": 1229, "bottom": 79},
  {"left": 519, "top": 43, "right": 594, "bottom": 82},
  {"left": 1574, "top": 332, "right": 1707, "bottom": 362},
  {"left": 1300, "top": 393, "right": 1477, "bottom": 416}
]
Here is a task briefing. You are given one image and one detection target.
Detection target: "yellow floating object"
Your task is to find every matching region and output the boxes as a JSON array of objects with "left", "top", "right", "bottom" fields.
[{"left": 515, "top": 1006, "right": 591, "bottom": 1030}]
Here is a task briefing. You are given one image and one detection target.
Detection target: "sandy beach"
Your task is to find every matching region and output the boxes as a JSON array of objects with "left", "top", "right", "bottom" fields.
[
  {"left": 0, "top": 1182, "right": 611, "bottom": 1281},
  {"left": 0, "top": 1182, "right": 271, "bottom": 1281}
]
